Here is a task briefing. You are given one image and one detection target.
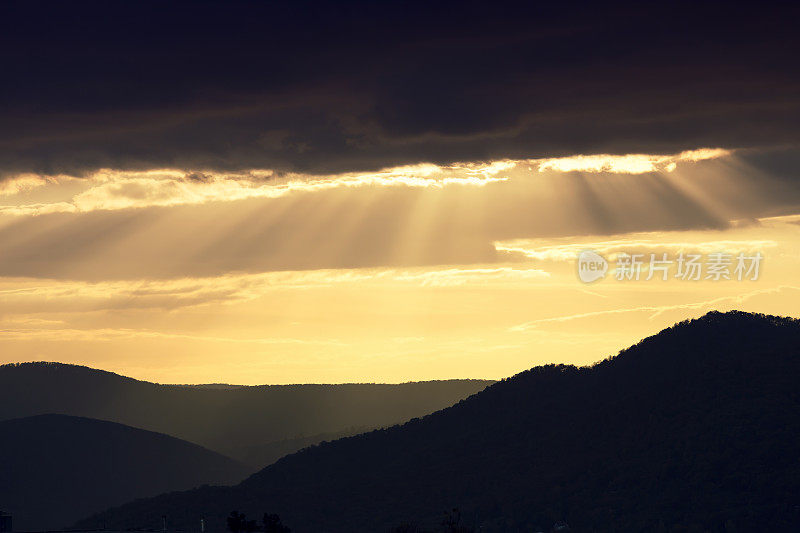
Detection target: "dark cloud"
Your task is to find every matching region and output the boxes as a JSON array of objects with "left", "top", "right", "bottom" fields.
[
  {"left": 183, "top": 172, "right": 214, "bottom": 183},
  {"left": 0, "top": 1, "right": 799, "bottom": 177}
]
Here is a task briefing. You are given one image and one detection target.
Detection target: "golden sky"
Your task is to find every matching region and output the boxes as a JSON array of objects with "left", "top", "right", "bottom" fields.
[{"left": 2, "top": 148, "right": 800, "bottom": 384}]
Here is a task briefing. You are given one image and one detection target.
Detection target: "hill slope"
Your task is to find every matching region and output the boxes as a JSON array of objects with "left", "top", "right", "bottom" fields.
[
  {"left": 0, "top": 364, "right": 492, "bottom": 466},
  {"left": 0, "top": 414, "right": 249, "bottom": 531},
  {"left": 75, "top": 311, "right": 800, "bottom": 532}
]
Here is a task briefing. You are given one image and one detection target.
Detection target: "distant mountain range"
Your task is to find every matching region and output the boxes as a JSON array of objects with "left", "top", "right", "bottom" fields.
[
  {"left": 0, "top": 363, "right": 492, "bottom": 467},
  {"left": 0, "top": 414, "right": 249, "bottom": 531},
  {"left": 73, "top": 311, "right": 800, "bottom": 532}
]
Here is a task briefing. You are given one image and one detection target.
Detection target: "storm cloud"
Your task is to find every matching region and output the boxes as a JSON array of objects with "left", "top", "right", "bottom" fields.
[{"left": 1, "top": 1, "right": 799, "bottom": 177}]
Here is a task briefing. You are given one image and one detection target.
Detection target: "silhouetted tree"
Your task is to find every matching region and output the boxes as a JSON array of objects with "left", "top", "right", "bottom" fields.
[
  {"left": 262, "top": 512, "right": 291, "bottom": 533},
  {"left": 227, "top": 511, "right": 258, "bottom": 533},
  {"left": 227, "top": 511, "right": 245, "bottom": 533},
  {"left": 441, "top": 508, "right": 473, "bottom": 533}
]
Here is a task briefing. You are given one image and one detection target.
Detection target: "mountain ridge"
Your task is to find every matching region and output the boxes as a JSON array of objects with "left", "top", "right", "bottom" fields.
[
  {"left": 0, "top": 360, "right": 494, "bottom": 387},
  {"left": 74, "top": 311, "right": 800, "bottom": 532},
  {"left": 0, "top": 362, "right": 492, "bottom": 466},
  {"left": 0, "top": 413, "right": 249, "bottom": 531}
]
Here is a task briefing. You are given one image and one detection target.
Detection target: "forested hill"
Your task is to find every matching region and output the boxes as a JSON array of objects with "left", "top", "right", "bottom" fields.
[
  {"left": 0, "top": 363, "right": 491, "bottom": 465},
  {"left": 0, "top": 414, "right": 249, "bottom": 531},
  {"left": 75, "top": 311, "right": 800, "bottom": 532}
]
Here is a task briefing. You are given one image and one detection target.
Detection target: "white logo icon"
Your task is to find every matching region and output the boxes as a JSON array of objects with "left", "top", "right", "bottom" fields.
[{"left": 577, "top": 250, "right": 608, "bottom": 283}]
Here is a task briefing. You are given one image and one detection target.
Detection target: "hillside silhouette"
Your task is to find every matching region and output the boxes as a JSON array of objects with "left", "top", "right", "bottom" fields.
[
  {"left": 0, "top": 364, "right": 491, "bottom": 467},
  {"left": 227, "top": 426, "right": 372, "bottom": 469},
  {"left": 0, "top": 414, "right": 249, "bottom": 531},
  {"left": 74, "top": 311, "right": 800, "bottom": 532}
]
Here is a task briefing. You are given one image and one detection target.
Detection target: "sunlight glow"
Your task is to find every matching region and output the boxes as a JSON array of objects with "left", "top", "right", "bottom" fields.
[
  {"left": 0, "top": 146, "right": 795, "bottom": 384},
  {"left": 0, "top": 149, "right": 734, "bottom": 217},
  {"left": 536, "top": 148, "right": 732, "bottom": 174}
]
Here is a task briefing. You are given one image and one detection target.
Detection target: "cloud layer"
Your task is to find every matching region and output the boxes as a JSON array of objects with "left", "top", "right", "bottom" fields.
[
  {"left": 3, "top": 150, "right": 786, "bottom": 280},
  {"left": 1, "top": 3, "right": 798, "bottom": 177}
]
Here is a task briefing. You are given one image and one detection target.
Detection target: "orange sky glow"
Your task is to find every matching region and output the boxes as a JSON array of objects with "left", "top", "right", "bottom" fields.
[{"left": 2, "top": 148, "right": 800, "bottom": 384}]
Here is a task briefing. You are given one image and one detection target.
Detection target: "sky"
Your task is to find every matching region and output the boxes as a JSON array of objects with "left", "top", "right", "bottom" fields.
[{"left": 1, "top": 2, "right": 799, "bottom": 384}]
